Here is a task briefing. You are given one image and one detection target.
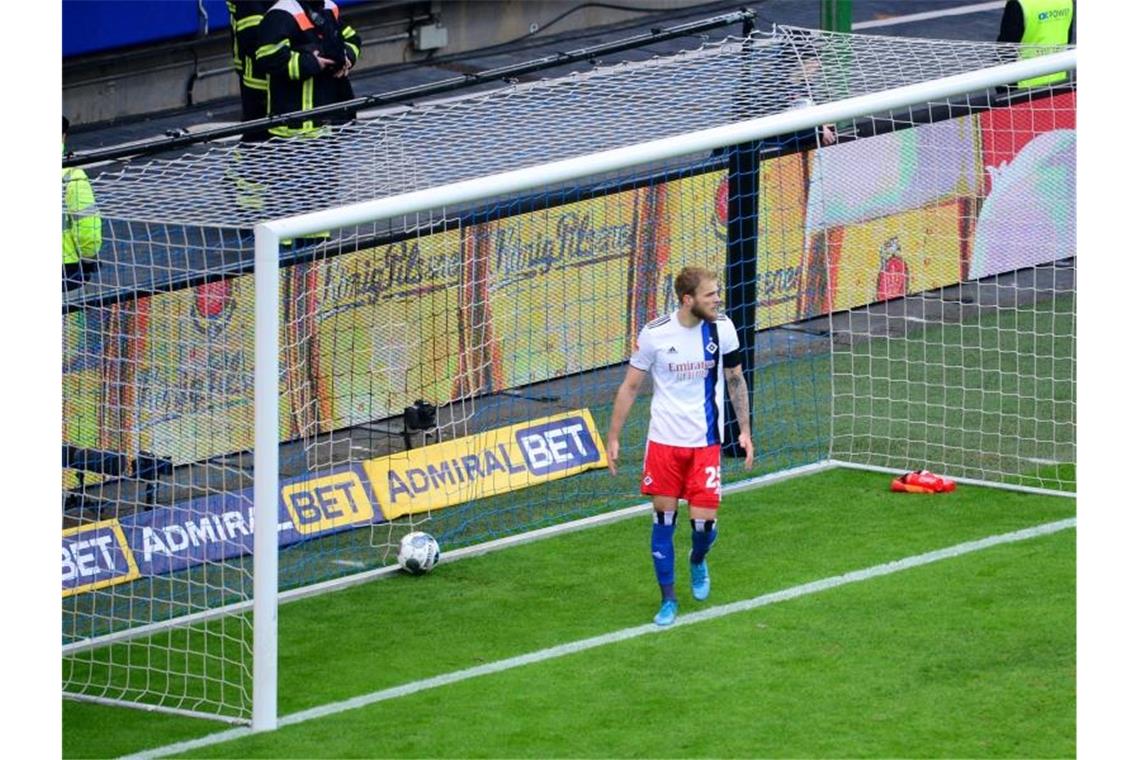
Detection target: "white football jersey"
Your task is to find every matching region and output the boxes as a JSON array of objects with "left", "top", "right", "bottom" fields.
[{"left": 630, "top": 311, "right": 741, "bottom": 447}]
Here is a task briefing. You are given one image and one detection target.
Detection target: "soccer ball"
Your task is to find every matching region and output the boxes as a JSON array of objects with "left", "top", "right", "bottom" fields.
[{"left": 397, "top": 531, "right": 440, "bottom": 575}]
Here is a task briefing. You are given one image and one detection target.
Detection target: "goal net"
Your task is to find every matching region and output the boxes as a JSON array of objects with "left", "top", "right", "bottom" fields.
[{"left": 61, "top": 26, "right": 1075, "bottom": 725}]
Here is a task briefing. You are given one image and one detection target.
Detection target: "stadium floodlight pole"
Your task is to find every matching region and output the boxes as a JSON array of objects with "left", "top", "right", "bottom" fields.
[{"left": 246, "top": 47, "right": 1073, "bottom": 731}]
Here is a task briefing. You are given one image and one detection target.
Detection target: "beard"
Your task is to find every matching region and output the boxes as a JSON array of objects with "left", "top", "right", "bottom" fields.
[{"left": 691, "top": 302, "right": 719, "bottom": 322}]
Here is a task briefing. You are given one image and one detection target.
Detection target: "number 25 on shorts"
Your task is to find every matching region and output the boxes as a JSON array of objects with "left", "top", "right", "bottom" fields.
[{"left": 704, "top": 465, "right": 721, "bottom": 495}]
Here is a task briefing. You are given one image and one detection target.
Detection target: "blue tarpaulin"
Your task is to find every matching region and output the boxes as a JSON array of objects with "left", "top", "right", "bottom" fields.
[{"left": 63, "top": 0, "right": 370, "bottom": 58}]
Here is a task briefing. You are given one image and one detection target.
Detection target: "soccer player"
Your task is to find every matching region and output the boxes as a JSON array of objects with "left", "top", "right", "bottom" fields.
[{"left": 606, "top": 266, "right": 754, "bottom": 626}]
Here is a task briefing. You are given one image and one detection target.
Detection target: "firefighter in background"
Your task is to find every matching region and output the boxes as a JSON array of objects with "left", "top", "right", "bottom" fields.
[
  {"left": 254, "top": 0, "right": 362, "bottom": 244},
  {"left": 225, "top": 1, "right": 275, "bottom": 212},
  {"left": 62, "top": 116, "right": 102, "bottom": 291},
  {"left": 255, "top": 0, "right": 362, "bottom": 139},
  {"left": 226, "top": 0, "right": 274, "bottom": 143}
]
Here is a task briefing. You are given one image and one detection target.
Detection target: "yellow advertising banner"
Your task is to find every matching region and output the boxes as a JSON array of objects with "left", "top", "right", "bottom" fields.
[
  {"left": 827, "top": 200, "right": 965, "bottom": 312},
  {"left": 307, "top": 230, "right": 463, "bottom": 431},
  {"left": 756, "top": 154, "right": 810, "bottom": 329},
  {"left": 661, "top": 170, "right": 728, "bottom": 318},
  {"left": 137, "top": 281, "right": 258, "bottom": 462},
  {"left": 63, "top": 192, "right": 646, "bottom": 469},
  {"left": 658, "top": 159, "right": 814, "bottom": 331},
  {"left": 362, "top": 408, "right": 608, "bottom": 519},
  {"left": 63, "top": 124, "right": 990, "bottom": 477},
  {"left": 483, "top": 194, "right": 639, "bottom": 390},
  {"left": 280, "top": 466, "right": 377, "bottom": 537}
]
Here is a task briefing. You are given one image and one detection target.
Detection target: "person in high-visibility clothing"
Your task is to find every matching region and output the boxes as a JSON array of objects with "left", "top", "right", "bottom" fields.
[
  {"left": 62, "top": 116, "right": 102, "bottom": 291},
  {"left": 225, "top": 1, "right": 276, "bottom": 212},
  {"left": 226, "top": 0, "right": 274, "bottom": 143},
  {"left": 997, "top": 0, "right": 1075, "bottom": 88},
  {"left": 254, "top": 0, "right": 362, "bottom": 245},
  {"left": 256, "top": 0, "right": 362, "bottom": 139}
]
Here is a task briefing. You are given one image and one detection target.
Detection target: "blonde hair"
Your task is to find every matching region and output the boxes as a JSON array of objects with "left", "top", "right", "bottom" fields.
[{"left": 674, "top": 266, "right": 717, "bottom": 303}]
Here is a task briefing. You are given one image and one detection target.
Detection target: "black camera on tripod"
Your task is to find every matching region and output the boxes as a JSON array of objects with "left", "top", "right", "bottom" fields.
[
  {"left": 401, "top": 399, "right": 437, "bottom": 450},
  {"left": 403, "top": 399, "right": 437, "bottom": 432}
]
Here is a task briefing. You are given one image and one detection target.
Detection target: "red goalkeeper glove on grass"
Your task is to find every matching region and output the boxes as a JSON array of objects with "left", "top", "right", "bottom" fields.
[{"left": 891, "top": 469, "right": 956, "bottom": 494}]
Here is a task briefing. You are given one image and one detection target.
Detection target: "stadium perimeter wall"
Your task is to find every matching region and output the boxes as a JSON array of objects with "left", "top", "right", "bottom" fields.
[{"left": 62, "top": 0, "right": 711, "bottom": 125}]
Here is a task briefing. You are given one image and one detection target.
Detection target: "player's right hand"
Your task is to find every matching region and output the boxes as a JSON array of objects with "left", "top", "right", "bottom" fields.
[
  {"left": 738, "top": 432, "right": 755, "bottom": 469},
  {"left": 606, "top": 439, "right": 620, "bottom": 475}
]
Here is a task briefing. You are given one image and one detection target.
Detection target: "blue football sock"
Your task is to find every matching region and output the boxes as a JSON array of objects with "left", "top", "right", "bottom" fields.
[
  {"left": 651, "top": 510, "right": 677, "bottom": 601},
  {"left": 690, "top": 518, "right": 717, "bottom": 565}
]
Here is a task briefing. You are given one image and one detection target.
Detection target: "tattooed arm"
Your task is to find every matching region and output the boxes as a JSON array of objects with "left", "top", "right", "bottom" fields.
[{"left": 725, "top": 365, "right": 754, "bottom": 468}]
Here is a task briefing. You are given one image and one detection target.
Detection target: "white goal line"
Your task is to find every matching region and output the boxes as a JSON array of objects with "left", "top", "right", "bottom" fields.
[
  {"left": 62, "top": 457, "right": 1073, "bottom": 657},
  {"left": 125, "top": 516, "right": 1076, "bottom": 759},
  {"left": 63, "top": 461, "right": 835, "bottom": 655}
]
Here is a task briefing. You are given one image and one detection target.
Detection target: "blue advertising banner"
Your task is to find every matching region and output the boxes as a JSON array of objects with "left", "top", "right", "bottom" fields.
[
  {"left": 61, "top": 462, "right": 381, "bottom": 595},
  {"left": 61, "top": 410, "right": 607, "bottom": 596},
  {"left": 62, "top": 519, "right": 140, "bottom": 597}
]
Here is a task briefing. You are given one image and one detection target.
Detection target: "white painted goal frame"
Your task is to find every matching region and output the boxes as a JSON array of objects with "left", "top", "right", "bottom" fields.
[{"left": 244, "top": 48, "right": 1076, "bottom": 730}]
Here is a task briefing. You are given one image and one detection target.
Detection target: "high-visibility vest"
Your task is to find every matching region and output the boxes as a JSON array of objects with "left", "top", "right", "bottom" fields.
[
  {"left": 1016, "top": 0, "right": 1073, "bottom": 88},
  {"left": 62, "top": 166, "right": 102, "bottom": 264}
]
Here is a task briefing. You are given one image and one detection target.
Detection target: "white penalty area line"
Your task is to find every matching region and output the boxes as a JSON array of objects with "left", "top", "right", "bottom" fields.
[{"left": 128, "top": 517, "right": 1075, "bottom": 760}]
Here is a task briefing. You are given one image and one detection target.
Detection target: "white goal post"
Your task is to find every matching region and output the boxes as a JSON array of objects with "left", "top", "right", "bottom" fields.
[
  {"left": 62, "top": 25, "right": 1075, "bottom": 731},
  {"left": 250, "top": 47, "right": 1075, "bottom": 730}
]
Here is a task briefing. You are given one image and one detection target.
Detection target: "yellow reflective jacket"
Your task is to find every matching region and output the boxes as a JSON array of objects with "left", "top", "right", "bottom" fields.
[
  {"left": 1017, "top": 0, "right": 1073, "bottom": 88},
  {"left": 62, "top": 166, "right": 102, "bottom": 264}
]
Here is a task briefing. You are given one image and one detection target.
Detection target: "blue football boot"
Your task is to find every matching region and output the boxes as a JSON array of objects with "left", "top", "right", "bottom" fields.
[
  {"left": 690, "top": 557, "right": 710, "bottom": 601},
  {"left": 653, "top": 599, "right": 679, "bottom": 626}
]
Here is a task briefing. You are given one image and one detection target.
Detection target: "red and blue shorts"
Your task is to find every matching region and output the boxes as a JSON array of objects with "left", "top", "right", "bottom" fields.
[{"left": 640, "top": 440, "right": 722, "bottom": 508}]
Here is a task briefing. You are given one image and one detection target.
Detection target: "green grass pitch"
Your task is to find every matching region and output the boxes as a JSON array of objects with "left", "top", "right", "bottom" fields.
[{"left": 63, "top": 467, "right": 1075, "bottom": 758}]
